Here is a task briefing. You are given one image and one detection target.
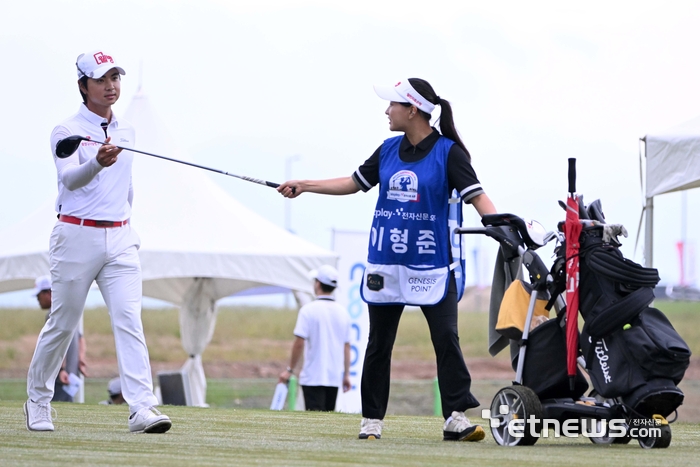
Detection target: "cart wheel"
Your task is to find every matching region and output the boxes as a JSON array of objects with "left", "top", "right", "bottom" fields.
[
  {"left": 588, "top": 419, "right": 615, "bottom": 445},
  {"left": 489, "top": 386, "right": 543, "bottom": 446},
  {"left": 586, "top": 390, "right": 631, "bottom": 444},
  {"left": 587, "top": 420, "right": 632, "bottom": 444},
  {"left": 613, "top": 428, "right": 633, "bottom": 445},
  {"left": 638, "top": 415, "right": 672, "bottom": 449}
]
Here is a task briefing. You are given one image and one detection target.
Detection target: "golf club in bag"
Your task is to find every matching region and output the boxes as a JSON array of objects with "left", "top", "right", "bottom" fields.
[{"left": 55, "top": 135, "right": 293, "bottom": 192}]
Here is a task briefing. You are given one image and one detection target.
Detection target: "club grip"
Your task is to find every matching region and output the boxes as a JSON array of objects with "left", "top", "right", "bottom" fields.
[
  {"left": 267, "top": 182, "right": 296, "bottom": 194},
  {"left": 568, "top": 158, "right": 576, "bottom": 193}
]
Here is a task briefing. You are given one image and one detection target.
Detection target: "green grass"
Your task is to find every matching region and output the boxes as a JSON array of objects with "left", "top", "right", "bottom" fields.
[
  {"left": 1, "top": 302, "right": 700, "bottom": 464},
  {"left": 1, "top": 402, "right": 699, "bottom": 466},
  {"left": 1, "top": 300, "right": 697, "bottom": 365},
  {"left": 0, "top": 379, "right": 285, "bottom": 408},
  {"left": 0, "top": 378, "right": 509, "bottom": 416}
]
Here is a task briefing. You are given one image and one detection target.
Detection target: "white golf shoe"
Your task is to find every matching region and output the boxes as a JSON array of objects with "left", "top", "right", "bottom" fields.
[
  {"left": 359, "top": 418, "right": 383, "bottom": 439},
  {"left": 24, "top": 399, "right": 55, "bottom": 432},
  {"left": 128, "top": 406, "right": 172, "bottom": 433},
  {"left": 443, "top": 411, "right": 485, "bottom": 441}
]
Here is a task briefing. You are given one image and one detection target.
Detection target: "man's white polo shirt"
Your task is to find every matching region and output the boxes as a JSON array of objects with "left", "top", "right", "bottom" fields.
[{"left": 50, "top": 104, "right": 135, "bottom": 220}]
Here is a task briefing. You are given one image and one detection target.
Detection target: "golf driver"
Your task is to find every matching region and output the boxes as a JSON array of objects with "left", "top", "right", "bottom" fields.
[{"left": 55, "top": 135, "right": 291, "bottom": 191}]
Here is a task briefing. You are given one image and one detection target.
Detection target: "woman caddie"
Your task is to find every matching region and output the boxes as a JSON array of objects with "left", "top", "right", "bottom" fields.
[{"left": 278, "top": 77, "right": 497, "bottom": 441}]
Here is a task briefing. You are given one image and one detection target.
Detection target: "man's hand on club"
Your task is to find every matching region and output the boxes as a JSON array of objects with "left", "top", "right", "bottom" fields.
[{"left": 96, "top": 136, "right": 124, "bottom": 167}]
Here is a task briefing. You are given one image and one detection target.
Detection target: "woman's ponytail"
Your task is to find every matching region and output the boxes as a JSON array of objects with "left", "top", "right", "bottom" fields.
[{"left": 408, "top": 78, "right": 470, "bottom": 162}]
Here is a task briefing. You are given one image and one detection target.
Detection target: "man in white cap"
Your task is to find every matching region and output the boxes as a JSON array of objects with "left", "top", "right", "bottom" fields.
[
  {"left": 24, "top": 49, "right": 171, "bottom": 434},
  {"left": 278, "top": 265, "right": 352, "bottom": 411},
  {"left": 33, "top": 275, "right": 87, "bottom": 403},
  {"left": 99, "top": 377, "right": 125, "bottom": 405}
]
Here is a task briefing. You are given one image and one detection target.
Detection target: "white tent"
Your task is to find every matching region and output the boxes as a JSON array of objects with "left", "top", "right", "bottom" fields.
[
  {"left": 0, "top": 91, "right": 337, "bottom": 406},
  {"left": 642, "top": 115, "right": 700, "bottom": 267}
]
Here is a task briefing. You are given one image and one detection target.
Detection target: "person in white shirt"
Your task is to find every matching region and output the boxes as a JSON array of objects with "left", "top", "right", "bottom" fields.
[
  {"left": 279, "top": 265, "right": 352, "bottom": 411},
  {"left": 24, "top": 49, "right": 171, "bottom": 434}
]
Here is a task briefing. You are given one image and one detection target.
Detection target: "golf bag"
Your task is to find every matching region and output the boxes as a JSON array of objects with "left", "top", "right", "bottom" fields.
[
  {"left": 558, "top": 199, "right": 691, "bottom": 417},
  {"left": 518, "top": 314, "right": 589, "bottom": 400}
]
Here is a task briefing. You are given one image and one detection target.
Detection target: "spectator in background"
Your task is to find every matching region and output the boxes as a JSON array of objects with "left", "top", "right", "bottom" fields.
[
  {"left": 33, "top": 275, "right": 87, "bottom": 403},
  {"left": 100, "top": 377, "right": 126, "bottom": 405},
  {"left": 279, "top": 265, "right": 351, "bottom": 411}
]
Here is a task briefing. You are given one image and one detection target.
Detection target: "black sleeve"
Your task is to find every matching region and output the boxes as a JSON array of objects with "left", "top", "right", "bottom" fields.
[
  {"left": 447, "top": 144, "right": 485, "bottom": 204},
  {"left": 352, "top": 145, "right": 382, "bottom": 192}
]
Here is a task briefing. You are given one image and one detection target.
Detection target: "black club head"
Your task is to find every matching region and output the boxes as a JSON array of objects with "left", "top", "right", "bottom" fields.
[{"left": 55, "top": 135, "right": 88, "bottom": 159}]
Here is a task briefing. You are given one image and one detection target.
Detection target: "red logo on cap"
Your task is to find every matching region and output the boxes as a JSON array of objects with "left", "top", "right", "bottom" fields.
[
  {"left": 394, "top": 81, "right": 402, "bottom": 87},
  {"left": 93, "top": 52, "right": 114, "bottom": 65}
]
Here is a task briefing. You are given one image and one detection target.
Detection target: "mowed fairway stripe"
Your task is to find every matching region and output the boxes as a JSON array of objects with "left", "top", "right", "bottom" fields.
[{"left": 1, "top": 402, "right": 699, "bottom": 466}]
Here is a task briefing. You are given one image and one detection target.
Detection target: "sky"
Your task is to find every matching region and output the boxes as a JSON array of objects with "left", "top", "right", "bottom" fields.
[{"left": 2, "top": 0, "right": 700, "bottom": 306}]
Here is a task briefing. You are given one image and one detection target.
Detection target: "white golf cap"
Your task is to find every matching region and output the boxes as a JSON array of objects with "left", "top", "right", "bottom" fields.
[
  {"left": 76, "top": 50, "right": 126, "bottom": 79},
  {"left": 108, "top": 377, "right": 122, "bottom": 396},
  {"left": 311, "top": 265, "right": 339, "bottom": 287},
  {"left": 32, "top": 275, "right": 51, "bottom": 297},
  {"left": 373, "top": 79, "right": 435, "bottom": 114}
]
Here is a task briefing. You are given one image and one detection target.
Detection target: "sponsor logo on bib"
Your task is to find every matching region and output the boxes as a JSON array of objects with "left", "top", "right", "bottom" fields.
[
  {"left": 366, "top": 274, "right": 384, "bottom": 291},
  {"left": 407, "top": 276, "right": 437, "bottom": 293},
  {"left": 387, "top": 170, "right": 419, "bottom": 202}
]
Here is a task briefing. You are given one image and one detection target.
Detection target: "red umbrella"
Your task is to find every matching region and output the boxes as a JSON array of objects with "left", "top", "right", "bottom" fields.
[{"left": 564, "top": 158, "right": 582, "bottom": 391}]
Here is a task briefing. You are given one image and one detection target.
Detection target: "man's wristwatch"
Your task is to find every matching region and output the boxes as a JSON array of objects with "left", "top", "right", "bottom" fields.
[{"left": 286, "top": 367, "right": 294, "bottom": 374}]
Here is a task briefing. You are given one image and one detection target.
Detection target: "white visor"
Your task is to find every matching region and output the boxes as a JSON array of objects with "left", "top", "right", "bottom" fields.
[{"left": 373, "top": 79, "right": 435, "bottom": 114}]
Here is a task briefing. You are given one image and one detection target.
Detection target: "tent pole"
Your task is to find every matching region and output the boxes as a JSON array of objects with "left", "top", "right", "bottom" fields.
[{"left": 644, "top": 196, "right": 654, "bottom": 267}]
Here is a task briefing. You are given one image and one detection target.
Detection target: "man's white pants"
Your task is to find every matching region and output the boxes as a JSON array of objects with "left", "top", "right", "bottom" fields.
[{"left": 27, "top": 221, "right": 158, "bottom": 413}]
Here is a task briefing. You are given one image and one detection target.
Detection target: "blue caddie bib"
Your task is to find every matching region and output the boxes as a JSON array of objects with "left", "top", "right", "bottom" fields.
[{"left": 361, "top": 135, "right": 465, "bottom": 306}]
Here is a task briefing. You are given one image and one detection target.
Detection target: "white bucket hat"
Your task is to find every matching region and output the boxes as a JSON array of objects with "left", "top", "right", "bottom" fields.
[
  {"left": 373, "top": 79, "right": 435, "bottom": 114},
  {"left": 76, "top": 50, "right": 126, "bottom": 79}
]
